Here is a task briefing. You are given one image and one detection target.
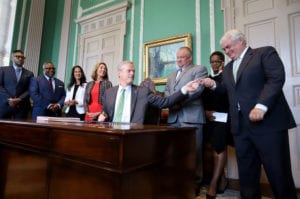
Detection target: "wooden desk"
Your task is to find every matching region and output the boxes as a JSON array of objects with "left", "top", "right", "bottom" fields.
[{"left": 0, "top": 120, "right": 195, "bottom": 199}]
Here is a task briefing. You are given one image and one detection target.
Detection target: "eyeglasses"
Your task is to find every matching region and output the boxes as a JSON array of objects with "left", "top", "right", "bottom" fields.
[
  {"left": 14, "top": 56, "right": 26, "bottom": 60},
  {"left": 210, "top": 61, "right": 223, "bottom": 65},
  {"left": 44, "top": 67, "right": 55, "bottom": 70}
]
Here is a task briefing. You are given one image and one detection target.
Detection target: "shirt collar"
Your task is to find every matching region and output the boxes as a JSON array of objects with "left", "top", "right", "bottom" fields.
[
  {"left": 13, "top": 65, "right": 23, "bottom": 71},
  {"left": 237, "top": 47, "right": 249, "bottom": 61},
  {"left": 118, "top": 85, "right": 131, "bottom": 92}
]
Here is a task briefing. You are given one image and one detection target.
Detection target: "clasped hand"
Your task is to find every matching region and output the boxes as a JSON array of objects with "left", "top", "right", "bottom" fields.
[
  {"left": 8, "top": 98, "right": 21, "bottom": 107},
  {"left": 184, "top": 78, "right": 202, "bottom": 93}
]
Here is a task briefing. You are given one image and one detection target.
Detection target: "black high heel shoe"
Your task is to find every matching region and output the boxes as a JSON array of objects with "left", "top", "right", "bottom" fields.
[
  {"left": 217, "top": 178, "right": 228, "bottom": 194},
  {"left": 206, "top": 193, "right": 216, "bottom": 199}
]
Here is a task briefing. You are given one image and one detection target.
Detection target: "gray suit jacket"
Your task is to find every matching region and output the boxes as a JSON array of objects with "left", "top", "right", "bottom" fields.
[
  {"left": 102, "top": 85, "right": 187, "bottom": 124},
  {"left": 165, "top": 64, "right": 208, "bottom": 124}
]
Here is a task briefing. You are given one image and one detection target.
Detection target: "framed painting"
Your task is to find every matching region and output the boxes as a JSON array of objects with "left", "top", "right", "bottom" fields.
[{"left": 143, "top": 33, "right": 192, "bottom": 85}]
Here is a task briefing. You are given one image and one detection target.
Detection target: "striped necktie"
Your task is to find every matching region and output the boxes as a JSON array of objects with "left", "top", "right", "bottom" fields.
[
  {"left": 175, "top": 68, "right": 182, "bottom": 81},
  {"left": 49, "top": 78, "right": 54, "bottom": 92}
]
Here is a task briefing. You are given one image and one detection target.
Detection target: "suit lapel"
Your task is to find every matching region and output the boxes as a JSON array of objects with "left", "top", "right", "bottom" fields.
[
  {"left": 227, "top": 61, "right": 235, "bottom": 86},
  {"left": 236, "top": 48, "right": 253, "bottom": 83},
  {"left": 174, "top": 65, "right": 192, "bottom": 86},
  {"left": 110, "top": 87, "right": 118, "bottom": 118},
  {"left": 42, "top": 76, "right": 53, "bottom": 92},
  {"left": 9, "top": 66, "right": 18, "bottom": 83},
  {"left": 130, "top": 85, "right": 137, "bottom": 120}
]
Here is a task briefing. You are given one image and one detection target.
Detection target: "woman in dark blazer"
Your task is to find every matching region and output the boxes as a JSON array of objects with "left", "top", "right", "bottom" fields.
[
  {"left": 84, "top": 62, "right": 112, "bottom": 121},
  {"left": 202, "top": 51, "right": 232, "bottom": 199}
]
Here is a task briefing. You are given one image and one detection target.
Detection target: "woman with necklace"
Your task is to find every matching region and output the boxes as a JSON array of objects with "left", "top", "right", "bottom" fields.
[
  {"left": 84, "top": 62, "right": 112, "bottom": 121},
  {"left": 64, "top": 65, "right": 87, "bottom": 120}
]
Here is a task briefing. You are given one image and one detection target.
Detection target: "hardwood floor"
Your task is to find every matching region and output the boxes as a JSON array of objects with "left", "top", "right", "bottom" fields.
[{"left": 195, "top": 188, "right": 272, "bottom": 199}]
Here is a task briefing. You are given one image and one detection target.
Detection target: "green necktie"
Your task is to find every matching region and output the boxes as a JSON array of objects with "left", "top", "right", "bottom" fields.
[{"left": 114, "top": 89, "right": 125, "bottom": 122}]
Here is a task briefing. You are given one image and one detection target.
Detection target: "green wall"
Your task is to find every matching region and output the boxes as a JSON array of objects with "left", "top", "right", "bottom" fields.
[
  {"left": 11, "top": 0, "right": 64, "bottom": 74},
  {"left": 11, "top": 0, "right": 31, "bottom": 55},
  {"left": 11, "top": 0, "right": 224, "bottom": 85},
  {"left": 39, "top": 0, "right": 64, "bottom": 74}
]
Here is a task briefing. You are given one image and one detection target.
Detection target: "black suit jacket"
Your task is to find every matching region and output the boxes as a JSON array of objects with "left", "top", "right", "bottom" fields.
[
  {"left": 0, "top": 66, "right": 34, "bottom": 118},
  {"left": 217, "top": 46, "right": 295, "bottom": 135},
  {"left": 102, "top": 85, "right": 186, "bottom": 124}
]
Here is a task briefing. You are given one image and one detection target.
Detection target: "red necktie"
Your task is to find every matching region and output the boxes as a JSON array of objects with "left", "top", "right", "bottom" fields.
[{"left": 49, "top": 78, "right": 53, "bottom": 92}]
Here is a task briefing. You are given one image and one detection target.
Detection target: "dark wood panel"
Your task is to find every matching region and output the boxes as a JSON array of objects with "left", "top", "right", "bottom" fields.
[
  {"left": 0, "top": 120, "right": 195, "bottom": 199},
  {"left": 51, "top": 131, "right": 121, "bottom": 167},
  {"left": 0, "top": 148, "right": 48, "bottom": 199}
]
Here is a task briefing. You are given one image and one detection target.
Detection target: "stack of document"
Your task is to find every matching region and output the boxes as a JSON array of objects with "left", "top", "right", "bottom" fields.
[{"left": 36, "top": 116, "right": 80, "bottom": 123}]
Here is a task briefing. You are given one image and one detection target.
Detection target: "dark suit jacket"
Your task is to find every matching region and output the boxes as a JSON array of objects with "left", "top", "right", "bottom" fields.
[
  {"left": 218, "top": 46, "right": 296, "bottom": 135},
  {"left": 29, "top": 75, "right": 66, "bottom": 120},
  {"left": 102, "top": 85, "right": 187, "bottom": 124},
  {"left": 0, "top": 66, "right": 34, "bottom": 118}
]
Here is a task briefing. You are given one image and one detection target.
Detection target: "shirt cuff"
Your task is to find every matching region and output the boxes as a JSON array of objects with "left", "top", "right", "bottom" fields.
[
  {"left": 211, "top": 81, "right": 216, "bottom": 90},
  {"left": 255, "top": 103, "right": 268, "bottom": 112},
  {"left": 181, "top": 86, "right": 187, "bottom": 95}
]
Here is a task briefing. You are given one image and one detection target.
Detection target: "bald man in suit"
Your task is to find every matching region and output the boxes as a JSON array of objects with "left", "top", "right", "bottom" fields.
[
  {"left": 29, "top": 61, "right": 66, "bottom": 120},
  {"left": 164, "top": 46, "right": 208, "bottom": 196}
]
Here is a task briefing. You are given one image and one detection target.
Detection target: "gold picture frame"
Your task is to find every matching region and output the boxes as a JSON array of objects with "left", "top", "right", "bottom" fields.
[{"left": 143, "top": 33, "right": 192, "bottom": 85}]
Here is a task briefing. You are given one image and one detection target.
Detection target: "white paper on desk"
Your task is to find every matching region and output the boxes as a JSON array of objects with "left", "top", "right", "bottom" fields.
[{"left": 212, "top": 112, "right": 228, "bottom": 123}]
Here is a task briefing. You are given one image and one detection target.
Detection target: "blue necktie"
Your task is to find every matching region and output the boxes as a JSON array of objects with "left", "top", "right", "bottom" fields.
[{"left": 16, "top": 68, "right": 22, "bottom": 82}]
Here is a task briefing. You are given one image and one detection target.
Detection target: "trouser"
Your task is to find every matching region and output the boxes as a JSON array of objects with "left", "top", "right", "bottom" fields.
[{"left": 233, "top": 113, "right": 297, "bottom": 199}]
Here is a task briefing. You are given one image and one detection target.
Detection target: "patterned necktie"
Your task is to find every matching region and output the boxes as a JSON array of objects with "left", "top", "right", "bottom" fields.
[
  {"left": 113, "top": 88, "right": 125, "bottom": 122},
  {"left": 233, "top": 57, "right": 241, "bottom": 82},
  {"left": 175, "top": 68, "right": 182, "bottom": 81},
  {"left": 16, "top": 68, "right": 22, "bottom": 82},
  {"left": 49, "top": 78, "right": 53, "bottom": 92}
]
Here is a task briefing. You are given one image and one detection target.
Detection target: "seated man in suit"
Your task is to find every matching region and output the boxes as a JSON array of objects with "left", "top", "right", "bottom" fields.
[
  {"left": 98, "top": 60, "right": 200, "bottom": 124},
  {"left": 0, "top": 49, "right": 34, "bottom": 119},
  {"left": 29, "top": 61, "right": 66, "bottom": 120}
]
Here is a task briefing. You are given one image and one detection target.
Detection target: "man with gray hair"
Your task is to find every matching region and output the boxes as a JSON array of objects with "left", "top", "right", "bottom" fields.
[{"left": 201, "top": 29, "right": 297, "bottom": 199}]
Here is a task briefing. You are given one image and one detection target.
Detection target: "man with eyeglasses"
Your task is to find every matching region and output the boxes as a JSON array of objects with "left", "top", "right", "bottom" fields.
[
  {"left": 29, "top": 61, "right": 66, "bottom": 120},
  {"left": 0, "top": 49, "right": 34, "bottom": 119}
]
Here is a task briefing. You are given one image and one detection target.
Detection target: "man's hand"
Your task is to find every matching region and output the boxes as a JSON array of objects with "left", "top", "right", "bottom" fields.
[
  {"left": 249, "top": 108, "right": 265, "bottom": 122},
  {"left": 183, "top": 79, "right": 201, "bottom": 93},
  {"left": 199, "top": 78, "right": 216, "bottom": 89},
  {"left": 49, "top": 104, "right": 59, "bottom": 112},
  {"left": 8, "top": 98, "right": 21, "bottom": 107}
]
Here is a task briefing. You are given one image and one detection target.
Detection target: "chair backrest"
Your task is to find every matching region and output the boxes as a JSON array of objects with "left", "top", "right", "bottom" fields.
[{"left": 140, "top": 78, "right": 162, "bottom": 125}]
